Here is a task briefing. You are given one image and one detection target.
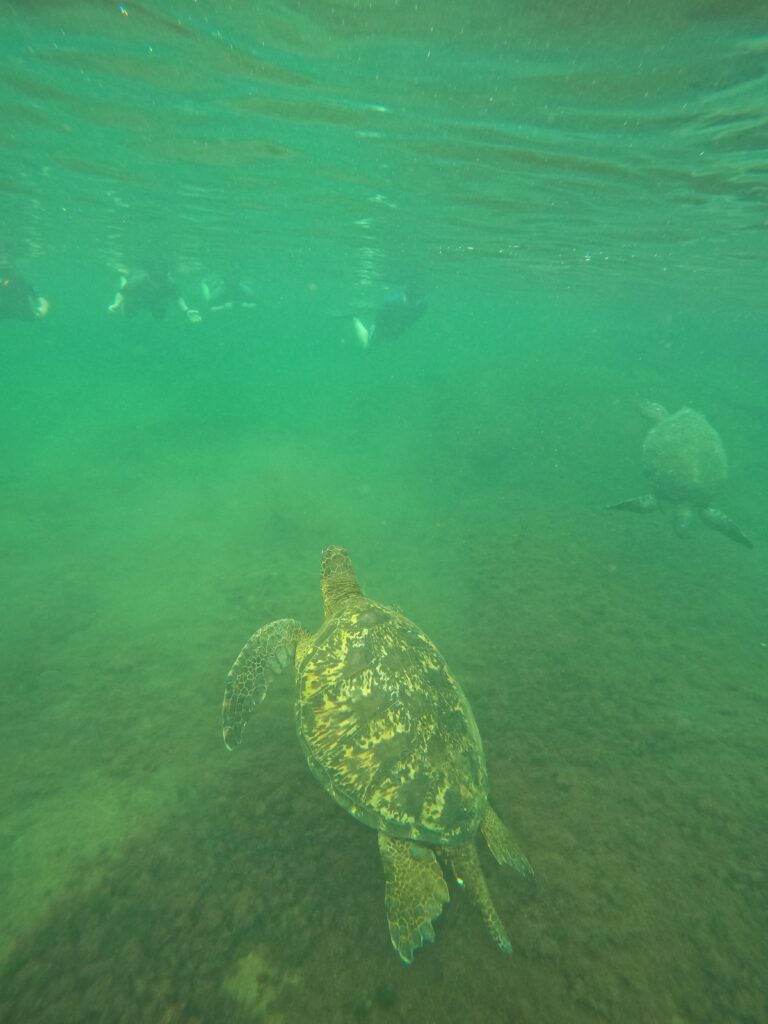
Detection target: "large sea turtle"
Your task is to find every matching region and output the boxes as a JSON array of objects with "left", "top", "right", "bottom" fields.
[
  {"left": 607, "top": 401, "right": 752, "bottom": 548},
  {"left": 222, "top": 545, "right": 532, "bottom": 963}
]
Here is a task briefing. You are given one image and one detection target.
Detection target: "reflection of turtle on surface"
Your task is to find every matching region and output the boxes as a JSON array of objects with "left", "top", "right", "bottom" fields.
[
  {"left": 222, "top": 546, "right": 533, "bottom": 964},
  {"left": 607, "top": 401, "right": 752, "bottom": 548}
]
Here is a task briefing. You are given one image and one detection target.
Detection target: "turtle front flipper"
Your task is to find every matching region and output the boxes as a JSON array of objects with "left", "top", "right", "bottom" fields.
[
  {"left": 442, "top": 841, "right": 512, "bottom": 955},
  {"left": 222, "top": 618, "right": 309, "bottom": 750},
  {"left": 605, "top": 494, "right": 659, "bottom": 514},
  {"left": 377, "top": 833, "right": 449, "bottom": 964},
  {"left": 700, "top": 507, "right": 753, "bottom": 549},
  {"left": 481, "top": 805, "right": 533, "bottom": 877}
]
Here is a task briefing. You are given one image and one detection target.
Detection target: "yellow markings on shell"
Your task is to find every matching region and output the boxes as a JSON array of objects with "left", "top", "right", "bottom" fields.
[
  {"left": 294, "top": 601, "right": 485, "bottom": 841},
  {"left": 369, "top": 779, "right": 405, "bottom": 816}
]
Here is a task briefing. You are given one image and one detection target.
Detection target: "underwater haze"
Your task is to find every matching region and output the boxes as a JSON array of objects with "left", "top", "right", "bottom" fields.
[{"left": 1, "top": 1, "right": 767, "bottom": 1022}]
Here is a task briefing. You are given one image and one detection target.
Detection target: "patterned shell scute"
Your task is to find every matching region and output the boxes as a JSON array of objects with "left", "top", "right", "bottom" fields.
[
  {"left": 642, "top": 407, "right": 727, "bottom": 506},
  {"left": 296, "top": 599, "right": 488, "bottom": 845}
]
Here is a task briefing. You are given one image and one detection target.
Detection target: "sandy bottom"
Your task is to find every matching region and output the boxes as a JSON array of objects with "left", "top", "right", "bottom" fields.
[{"left": 1, "top": 348, "right": 766, "bottom": 1024}]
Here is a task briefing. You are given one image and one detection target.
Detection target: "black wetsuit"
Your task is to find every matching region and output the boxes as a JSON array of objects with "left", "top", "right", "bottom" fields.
[
  {"left": 121, "top": 271, "right": 179, "bottom": 319},
  {"left": 0, "top": 269, "right": 40, "bottom": 321},
  {"left": 369, "top": 286, "right": 427, "bottom": 344}
]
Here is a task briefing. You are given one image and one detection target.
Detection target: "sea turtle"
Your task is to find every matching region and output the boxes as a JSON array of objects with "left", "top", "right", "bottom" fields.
[
  {"left": 222, "top": 545, "right": 533, "bottom": 964},
  {"left": 607, "top": 401, "right": 752, "bottom": 548}
]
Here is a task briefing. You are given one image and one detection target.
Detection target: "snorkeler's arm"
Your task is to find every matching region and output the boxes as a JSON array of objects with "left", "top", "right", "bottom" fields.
[
  {"left": 108, "top": 276, "right": 128, "bottom": 313},
  {"left": 177, "top": 296, "right": 202, "bottom": 323}
]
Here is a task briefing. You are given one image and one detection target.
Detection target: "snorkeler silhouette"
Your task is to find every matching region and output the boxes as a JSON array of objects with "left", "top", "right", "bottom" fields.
[
  {"left": 108, "top": 266, "right": 201, "bottom": 323},
  {"left": 352, "top": 284, "right": 427, "bottom": 348},
  {"left": 0, "top": 267, "right": 50, "bottom": 321}
]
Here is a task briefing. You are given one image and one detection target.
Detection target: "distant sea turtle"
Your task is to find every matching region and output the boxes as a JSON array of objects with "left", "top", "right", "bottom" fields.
[
  {"left": 222, "top": 546, "right": 532, "bottom": 963},
  {"left": 607, "top": 402, "right": 752, "bottom": 548}
]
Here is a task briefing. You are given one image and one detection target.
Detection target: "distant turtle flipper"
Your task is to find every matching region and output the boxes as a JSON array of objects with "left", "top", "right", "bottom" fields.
[
  {"left": 606, "top": 494, "right": 659, "bottom": 514},
  {"left": 700, "top": 507, "right": 753, "bottom": 549}
]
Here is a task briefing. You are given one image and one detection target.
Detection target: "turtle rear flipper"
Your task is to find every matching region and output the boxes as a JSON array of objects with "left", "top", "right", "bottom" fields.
[
  {"left": 700, "top": 507, "right": 753, "bottom": 549},
  {"left": 442, "top": 842, "right": 512, "bottom": 956},
  {"left": 606, "top": 494, "right": 659, "bottom": 514},
  {"left": 481, "top": 805, "right": 533, "bottom": 877},
  {"left": 378, "top": 833, "right": 449, "bottom": 965},
  {"left": 222, "top": 618, "right": 309, "bottom": 750}
]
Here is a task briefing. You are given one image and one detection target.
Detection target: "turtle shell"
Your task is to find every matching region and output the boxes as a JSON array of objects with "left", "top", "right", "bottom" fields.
[
  {"left": 643, "top": 407, "right": 727, "bottom": 506},
  {"left": 294, "top": 598, "right": 488, "bottom": 845}
]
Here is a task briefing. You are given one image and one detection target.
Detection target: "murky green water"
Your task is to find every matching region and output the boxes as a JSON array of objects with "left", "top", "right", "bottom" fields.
[{"left": 1, "top": 2, "right": 766, "bottom": 1022}]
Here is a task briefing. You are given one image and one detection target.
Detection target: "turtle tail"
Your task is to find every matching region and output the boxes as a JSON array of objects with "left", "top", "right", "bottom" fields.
[{"left": 222, "top": 618, "right": 307, "bottom": 750}]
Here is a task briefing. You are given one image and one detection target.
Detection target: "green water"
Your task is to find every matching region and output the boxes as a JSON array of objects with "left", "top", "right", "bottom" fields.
[{"left": 1, "top": 2, "right": 767, "bottom": 1022}]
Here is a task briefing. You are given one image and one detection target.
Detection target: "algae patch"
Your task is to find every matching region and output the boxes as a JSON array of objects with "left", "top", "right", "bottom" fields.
[{"left": 223, "top": 946, "right": 299, "bottom": 1020}]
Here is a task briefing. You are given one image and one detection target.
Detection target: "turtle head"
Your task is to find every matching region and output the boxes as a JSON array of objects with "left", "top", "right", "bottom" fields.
[
  {"left": 321, "top": 545, "right": 363, "bottom": 616},
  {"left": 635, "top": 399, "right": 669, "bottom": 423}
]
